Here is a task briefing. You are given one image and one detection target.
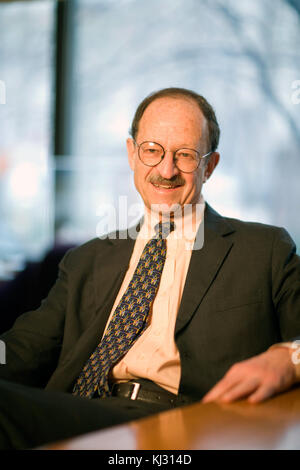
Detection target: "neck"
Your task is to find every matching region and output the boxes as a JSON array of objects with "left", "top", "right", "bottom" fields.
[{"left": 144, "top": 196, "right": 205, "bottom": 232}]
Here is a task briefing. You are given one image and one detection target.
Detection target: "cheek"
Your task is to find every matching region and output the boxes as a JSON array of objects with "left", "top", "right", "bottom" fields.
[
  {"left": 184, "top": 174, "right": 199, "bottom": 191},
  {"left": 182, "top": 173, "right": 203, "bottom": 202},
  {"left": 134, "top": 166, "right": 151, "bottom": 191}
]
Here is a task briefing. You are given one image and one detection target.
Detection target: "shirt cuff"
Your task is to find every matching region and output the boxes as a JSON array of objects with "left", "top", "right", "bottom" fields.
[{"left": 269, "top": 342, "right": 300, "bottom": 382}]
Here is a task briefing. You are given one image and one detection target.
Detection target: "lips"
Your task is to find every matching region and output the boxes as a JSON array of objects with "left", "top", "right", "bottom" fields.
[{"left": 151, "top": 183, "right": 181, "bottom": 190}]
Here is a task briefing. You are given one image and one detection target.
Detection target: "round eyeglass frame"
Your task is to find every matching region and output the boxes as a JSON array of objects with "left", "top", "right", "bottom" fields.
[{"left": 134, "top": 140, "right": 212, "bottom": 173}]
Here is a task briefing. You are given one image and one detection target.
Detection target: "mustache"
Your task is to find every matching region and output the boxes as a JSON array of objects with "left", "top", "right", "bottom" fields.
[{"left": 148, "top": 175, "right": 185, "bottom": 187}]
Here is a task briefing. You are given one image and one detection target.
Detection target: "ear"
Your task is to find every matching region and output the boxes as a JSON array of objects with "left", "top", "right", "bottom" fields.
[
  {"left": 204, "top": 152, "right": 220, "bottom": 181},
  {"left": 127, "top": 138, "right": 136, "bottom": 171}
]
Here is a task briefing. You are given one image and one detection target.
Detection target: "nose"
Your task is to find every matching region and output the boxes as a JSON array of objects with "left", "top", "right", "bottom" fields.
[{"left": 157, "top": 150, "right": 179, "bottom": 179}]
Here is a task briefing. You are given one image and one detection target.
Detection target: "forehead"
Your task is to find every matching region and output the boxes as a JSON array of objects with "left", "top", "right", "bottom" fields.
[{"left": 137, "top": 96, "right": 207, "bottom": 146}]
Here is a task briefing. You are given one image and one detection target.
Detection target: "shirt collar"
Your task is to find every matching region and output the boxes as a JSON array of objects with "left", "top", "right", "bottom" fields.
[{"left": 139, "top": 194, "right": 206, "bottom": 244}]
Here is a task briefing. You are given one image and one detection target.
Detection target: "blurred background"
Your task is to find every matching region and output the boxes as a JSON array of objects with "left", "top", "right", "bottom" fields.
[{"left": 0, "top": 0, "right": 299, "bottom": 328}]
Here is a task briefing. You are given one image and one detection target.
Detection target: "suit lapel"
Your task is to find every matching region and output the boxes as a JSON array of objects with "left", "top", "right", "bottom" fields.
[
  {"left": 93, "top": 233, "right": 136, "bottom": 335},
  {"left": 92, "top": 208, "right": 235, "bottom": 338},
  {"left": 175, "top": 204, "right": 235, "bottom": 335},
  {"left": 65, "top": 234, "right": 136, "bottom": 376},
  {"left": 50, "top": 208, "right": 236, "bottom": 391}
]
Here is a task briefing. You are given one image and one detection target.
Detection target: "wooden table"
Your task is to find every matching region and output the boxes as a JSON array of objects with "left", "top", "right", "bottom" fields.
[{"left": 41, "top": 386, "right": 300, "bottom": 450}]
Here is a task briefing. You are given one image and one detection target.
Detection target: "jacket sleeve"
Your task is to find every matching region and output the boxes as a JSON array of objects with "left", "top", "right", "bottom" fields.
[
  {"left": 0, "top": 249, "right": 72, "bottom": 388},
  {"left": 271, "top": 227, "right": 300, "bottom": 342}
]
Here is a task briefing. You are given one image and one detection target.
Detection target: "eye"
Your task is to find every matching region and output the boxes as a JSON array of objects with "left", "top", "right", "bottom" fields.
[
  {"left": 141, "top": 143, "right": 162, "bottom": 155},
  {"left": 143, "top": 148, "right": 160, "bottom": 156},
  {"left": 176, "top": 151, "right": 195, "bottom": 160}
]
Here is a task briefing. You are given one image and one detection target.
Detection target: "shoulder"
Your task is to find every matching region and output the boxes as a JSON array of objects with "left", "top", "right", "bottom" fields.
[
  {"left": 59, "top": 227, "right": 135, "bottom": 271},
  {"left": 226, "top": 218, "right": 297, "bottom": 260},
  {"left": 226, "top": 216, "right": 294, "bottom": 247},
  {"left": 59, "top": 236, "right": 114, "bottom": 270},
  {"left": 205, "top": 203, "right": 296, "bottom": 252},
  {"left": 226, "top": 216, "right": 286, "bottom": 238}
]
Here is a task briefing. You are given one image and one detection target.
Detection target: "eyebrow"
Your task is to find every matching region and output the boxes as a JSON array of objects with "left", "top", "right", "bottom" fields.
[{"left": 139, "top": 140, "right": 201, "bottom": 149}]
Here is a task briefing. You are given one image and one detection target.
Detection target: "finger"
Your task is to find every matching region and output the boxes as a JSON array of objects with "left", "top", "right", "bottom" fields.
[
  {"left": 247, "top": 385, "right": 276, "bottom": 404},
  {"left": 216, "top": 378, "right": 260, "bottom": 403},
  {"left": 202, "top": 375, "right": 241, "bottom": 403}
]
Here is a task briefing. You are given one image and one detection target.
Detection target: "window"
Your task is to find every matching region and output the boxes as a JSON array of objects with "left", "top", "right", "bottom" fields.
[
  {"left": 58, "top": 0, "right": 300, "bottom": 248},
  {"left": 1, "top": 0, "right": 300, "bottom": 273},
  {"left": 0, "top": 0, "right": 55, "bottom": 278}
]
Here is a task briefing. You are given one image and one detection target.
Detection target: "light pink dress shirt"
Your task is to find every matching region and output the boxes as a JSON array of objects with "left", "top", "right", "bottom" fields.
[{"left": 103, "top": 197, "right": 205, "bottom": 395}]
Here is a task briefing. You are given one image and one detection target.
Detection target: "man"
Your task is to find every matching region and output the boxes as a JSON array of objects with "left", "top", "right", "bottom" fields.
[{"left": 0, "top": 87, "right": 300, "bottom": 449}]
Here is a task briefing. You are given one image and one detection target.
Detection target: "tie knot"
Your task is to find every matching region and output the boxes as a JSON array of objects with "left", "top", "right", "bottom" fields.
[{"left": 154, "top": 222, "right": 175, "bottom": 238}]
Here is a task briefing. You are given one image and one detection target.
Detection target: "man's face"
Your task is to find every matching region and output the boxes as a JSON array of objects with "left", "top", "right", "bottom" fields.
[{"left": 127, "top": 96, "right": 219, "bottom": 215}]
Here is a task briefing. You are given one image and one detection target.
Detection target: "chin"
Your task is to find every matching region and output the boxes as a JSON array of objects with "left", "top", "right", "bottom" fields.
[{"left": 146, "top": 200, "right": 183, "bottom": 216}]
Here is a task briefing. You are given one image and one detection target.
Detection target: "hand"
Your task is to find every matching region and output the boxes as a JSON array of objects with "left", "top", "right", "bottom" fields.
[{"left": 202, "top": 347, "right": 297, "bottom": 404}]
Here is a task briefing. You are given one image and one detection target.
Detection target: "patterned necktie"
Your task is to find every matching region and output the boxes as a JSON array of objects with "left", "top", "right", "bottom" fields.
[{"left": 72, "top": 221, "right": 175, "bottom": 399}]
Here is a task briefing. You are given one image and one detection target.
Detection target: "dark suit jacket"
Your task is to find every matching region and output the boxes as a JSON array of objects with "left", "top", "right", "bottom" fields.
[{"left": 1, "top": 204, "right": 300, "bottom": 401}]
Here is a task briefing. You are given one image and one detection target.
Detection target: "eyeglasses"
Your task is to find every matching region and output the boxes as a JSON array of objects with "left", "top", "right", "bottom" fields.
[{"left": 134, "top": 140, "right": 212, "bottom": 173}]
